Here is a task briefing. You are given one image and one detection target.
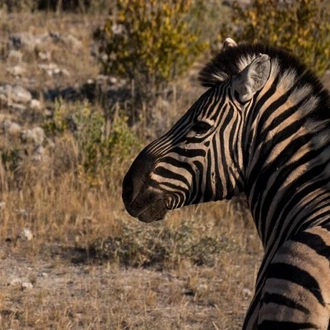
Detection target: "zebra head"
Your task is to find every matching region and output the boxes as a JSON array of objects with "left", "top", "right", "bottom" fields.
[{"left": 123, "top": 41, "right": 271, "bottom": 222}]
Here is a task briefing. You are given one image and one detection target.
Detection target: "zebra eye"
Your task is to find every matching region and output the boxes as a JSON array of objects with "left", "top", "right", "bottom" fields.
[{"left": 191, "top": 121, "right": 212, "bottom": 134}]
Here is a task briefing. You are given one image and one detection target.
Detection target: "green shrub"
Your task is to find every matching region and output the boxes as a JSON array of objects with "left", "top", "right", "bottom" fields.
[
  {"left": 94, "top": 0, "right": 208, "bottom": 96},
  {"left": 43, "top": 101, "right": 142, "bottom": 187},
  {"left": 75, "top": 105, "right": 142, "bottom": 187},
  {"left": 219, "top": 0, "right": 330, "bottom": 76}
]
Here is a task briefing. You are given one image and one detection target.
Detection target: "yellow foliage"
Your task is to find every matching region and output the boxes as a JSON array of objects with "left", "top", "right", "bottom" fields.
[
  {"left": 95, "top": 0, "right": 207, "bottom": 89},
  {"left": 220, "top": 0, "right": 330, "bottom": 76}
]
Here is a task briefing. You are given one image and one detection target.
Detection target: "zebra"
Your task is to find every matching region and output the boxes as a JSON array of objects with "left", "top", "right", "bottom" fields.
[{"left": 122, "top": 38, "right": 330, "bottom": 329}]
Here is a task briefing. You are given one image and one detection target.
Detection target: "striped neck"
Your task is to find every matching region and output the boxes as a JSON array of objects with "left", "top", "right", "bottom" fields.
[{"left": 242, "top": 59, "right": 330, "bottom": 250}]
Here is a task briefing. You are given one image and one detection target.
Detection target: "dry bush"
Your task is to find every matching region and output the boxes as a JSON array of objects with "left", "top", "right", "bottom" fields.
[
  {"left": 91, "top": 197, "right": 255, "bottom": 269},
  {"left": 219, "top": 0, "right": 330, "bottom": 76},
  {"left": 94, "top": 0, "right": 207, "bottom": 88}
]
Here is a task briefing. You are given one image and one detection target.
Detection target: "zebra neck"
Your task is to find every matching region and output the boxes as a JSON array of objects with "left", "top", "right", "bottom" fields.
[
  {"left": 243, "top": 73, "right": 330, "bottom": 249},
  {"left": 250, "top": 181, "right": 330, "bottom": 253}
]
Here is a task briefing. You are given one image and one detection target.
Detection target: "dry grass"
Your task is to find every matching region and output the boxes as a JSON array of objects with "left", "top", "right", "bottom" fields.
[
  {"left": 0, "top": 9, "right": 263, "bottom": 330},
  {"left": 0, "top": 157, "right": 262, "bottom": 329}
]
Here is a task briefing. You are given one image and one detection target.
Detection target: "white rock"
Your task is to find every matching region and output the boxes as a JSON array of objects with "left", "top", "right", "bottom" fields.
[
  {"left": 7, "top": 122, "right": 22, "bottom": 137},
  {"left": 38, "top": 50, "right": 51, "bottom": 61},
  {"left": 20, "top": 228, "right": 33, "bottom": 241},
  {"left": 29, "top": 99, "right": 42, "bottom": 111},
  {"left": 242, "top": 288, "right": 252, "bottom": 298},
  {"left": 1, "top": 85, "right": 32, "bottom": 104},
  {"left": 196, "top": 284, "right": 208, "bottom": 295},
  {"left": 38, "top": 272, "right": 48, "bottom": 278},
  {"left": 6, "top": 65, "right": 26, "bottom": 77},
  {"left": 21, "top": 127, "right": 45, "bottom": 145},
  {"left": 21, "top": 282, "right": 33, "bottom": 290}
]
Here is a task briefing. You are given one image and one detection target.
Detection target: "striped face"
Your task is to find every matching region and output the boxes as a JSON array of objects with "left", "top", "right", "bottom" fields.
[{"left": 123, "top": 54, "right": 271, "bottom": 222}]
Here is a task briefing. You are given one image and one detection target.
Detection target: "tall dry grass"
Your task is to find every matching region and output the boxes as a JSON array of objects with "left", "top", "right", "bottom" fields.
[{"left": 0, "top": 8, "right": 263, "bottom": 329}]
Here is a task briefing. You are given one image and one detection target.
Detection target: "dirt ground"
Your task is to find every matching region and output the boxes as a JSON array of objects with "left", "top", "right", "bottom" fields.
[{"left": 0, "top": 236, "right": 261, "bottom": 330}]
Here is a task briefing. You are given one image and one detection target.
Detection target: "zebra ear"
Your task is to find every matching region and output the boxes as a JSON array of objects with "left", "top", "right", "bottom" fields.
[
  {"left": 232, "top": 54, "right": 271, "bottom": 103},
  {"left": 222, "top": 37, "right": 237, "bottom": 50}
]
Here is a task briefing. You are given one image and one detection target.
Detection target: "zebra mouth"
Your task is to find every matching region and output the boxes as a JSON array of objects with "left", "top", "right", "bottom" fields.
[
  {"left": 124, "top": 194, "right": 173, "bottom": 223},
  {"left": 137, "top": 199, "right": 169, "bottom": 223}
]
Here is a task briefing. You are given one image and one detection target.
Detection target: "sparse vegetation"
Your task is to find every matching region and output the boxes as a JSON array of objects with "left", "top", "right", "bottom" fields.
[
  {"left": 42, "top": 100, "right": 142, "bottom": 187},
  {"left": 1, "top": 0, "right": 329, "bottom": 328}
]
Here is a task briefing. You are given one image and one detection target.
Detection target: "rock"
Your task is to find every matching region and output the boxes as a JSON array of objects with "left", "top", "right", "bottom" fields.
[
  {"left": 7, "top": 122, "right": 22, "bottom": 137},
  {"left": 20, "top": 228, "right": 33, "bottom": 241},
  {"left": 1, "top": 120, "right": 22, "bottom": 136},
  {"left": 21, "top": 127, "right": 45, "bottom": 145},
  {"left": 9, "top": 32, "right": 37, "bottom": 52},
  {"left": 6, "top": 65, "right": 26, "bottom": 77},
  {"left": 21, "top": 282, "right": 33, "bottom": 290},
  {"left": 29, "top": 99, "right": 42, "bottom": 111},
  {"left": 37, "top": 50, "right": 51, "bottom": 61},
  {"left": 11, "top": 85, "right": 32, "bottom": 103},
  {"left": 0, "top": 84, "right": 32, "bottom": 104},
  {"left": 38, "top": 272, "right": 48, "bottom": 278},
  {"left": 242, "top": 288, "right": 252, "bottom": 298}
]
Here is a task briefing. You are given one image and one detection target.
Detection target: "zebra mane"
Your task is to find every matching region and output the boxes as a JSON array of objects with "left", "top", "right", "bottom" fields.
[
  {"left": 199, "top": 42, "right": 330, "bottom": 122},
  {"left": 200, "top": 43, "right": 318, "bottom": 87}
]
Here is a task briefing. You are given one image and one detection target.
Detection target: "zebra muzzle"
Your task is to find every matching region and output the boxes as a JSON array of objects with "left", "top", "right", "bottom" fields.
[{"left": 124, "top": 196, "right": 169, "bottom": 223}]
